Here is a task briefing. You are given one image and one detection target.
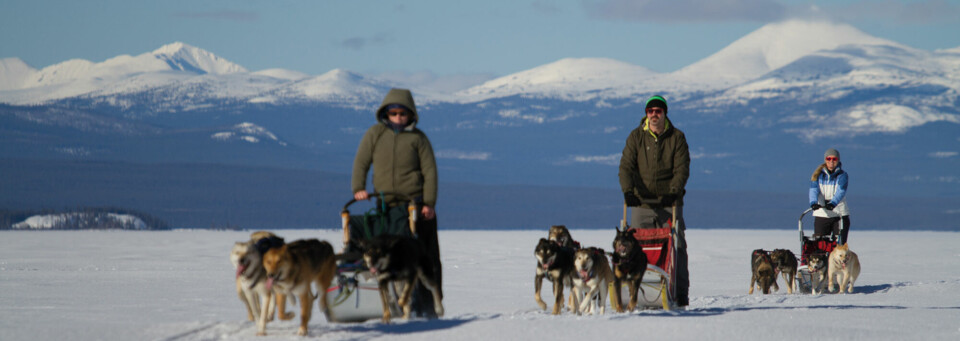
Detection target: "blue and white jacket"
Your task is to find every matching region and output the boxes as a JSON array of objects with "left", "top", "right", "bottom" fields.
[{"left": 809, "top": 163, "right": 850, "bottom": 218}]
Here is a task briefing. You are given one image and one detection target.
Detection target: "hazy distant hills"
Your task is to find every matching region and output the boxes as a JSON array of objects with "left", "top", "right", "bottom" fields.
[{"left": 1, "top": 20, "right": 958, "bottom": 230}]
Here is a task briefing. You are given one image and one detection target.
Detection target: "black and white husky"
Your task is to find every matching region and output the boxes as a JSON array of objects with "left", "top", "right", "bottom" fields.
[{"left": 230, "top": 232, "right": 290, "bottom": 325}]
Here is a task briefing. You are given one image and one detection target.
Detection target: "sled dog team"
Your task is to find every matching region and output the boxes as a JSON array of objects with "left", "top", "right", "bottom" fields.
[
  {"left": 749, "top": 245, "right": 860, "bottom": 296},
  {"left": 230, "top": 226, "right": 860, "bottom": 336},
  {"left": 536, "top": 225, "right": 649, "bottom": 315},
  {"left": 535, "top": 224, "right": 861, "bottom": 317},
  {"left": 230, "top": 231, "right": 443, "bottom": 336}
]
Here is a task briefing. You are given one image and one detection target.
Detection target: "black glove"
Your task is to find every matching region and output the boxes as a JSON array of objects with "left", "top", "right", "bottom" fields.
[
  {"left": 661, "top": 194, "right": 677, "bottom": 206},
  {"left": 624, "top": 192, "right": 642, "bottom": 206},
  {"left": 824, "top": 203, "right": 836, "bottom": 211},
  {"left": 810, "top": 203, "right": 822, "bottom": 210}
]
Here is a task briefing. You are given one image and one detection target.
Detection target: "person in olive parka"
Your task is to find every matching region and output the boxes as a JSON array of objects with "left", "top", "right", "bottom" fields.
[
  {"left": 618, "top": 94, "right": 691, "bottom": 307},
  {"left": 352, "top": 88, "right": 441, "bottom": 317}
]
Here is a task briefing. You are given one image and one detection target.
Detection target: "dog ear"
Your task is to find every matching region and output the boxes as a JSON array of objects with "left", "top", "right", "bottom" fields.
[{"left": 254, "top": 236, "right": 285, "bottom": 255}]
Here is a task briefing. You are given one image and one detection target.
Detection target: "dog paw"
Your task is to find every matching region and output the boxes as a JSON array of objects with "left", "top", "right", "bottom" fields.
[
  {"left": 536, "top": 301, "right": 547, "bottom": 310},
  {"left": 297, "top": 327, "right": 308, "bottom": 336}
]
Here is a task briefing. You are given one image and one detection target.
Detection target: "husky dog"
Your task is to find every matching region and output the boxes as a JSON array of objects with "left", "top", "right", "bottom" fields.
[
  {"left": 770, "top": 249, "right": 799, "bottom": 294},
  {"left": 805, "top": 253, "right": 829, "bottom": 294},
  {"left": 362, "top": 234, "right": 444, "bottom": 323},
  {"left": 547, "top": 225, "right": 580, "bottom": 310},
  {"left": 749, "top": 249, "right": 776, "bottom": 294},
  {"left": 828, "top": 244, "right": 861, "bottom": 294},
  {"left": 230, "top": 232, "right": 290, "bottom": 323},
  {"left": 611, "top": 226, "right": 647, "bottom": 312},
  {"left": 548, "top": 225, "right": 580, "bottom": 249},
  {"left": 261, "top": 239, "right": 337, "bottom": 336},
  {"left": 572, "top": 247, "right": 615, "bottom": 315},
  {"left": 534, "top": 238, "right": 577, "bottom": 315}
]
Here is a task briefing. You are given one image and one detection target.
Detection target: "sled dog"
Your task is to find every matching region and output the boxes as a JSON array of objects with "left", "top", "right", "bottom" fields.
[
  {"left": 770, "top": 248, "right": 798, "bottom": 294},
  {"left": 828, "top": 244, "right": 861, "bottom": 294},
  {"left": 805, "top": 253, "right": 828, "bottom": 294},
  {"left": 749, "top": 249, "right": 776, "bottom": 295},
  {"left": 230, "top": 232, "right": 290, "bottom": 323},
  {"left": 261, "top": 239, "right": 337, "bottom": 336},
  {"left": 362, "top": 234, "right": 444, "bottom": 323},
  {"left": 534, "top": 238, "right": 577, "bottom": 315},
  {"left": 573, "top": 247, "right": 615, "bottom": 315},
  {"left": 548, "top": 225, "right": 580, "bottom": 249},
  {"left": 611, "top": 226, "right": 646, "bottom": 312}
]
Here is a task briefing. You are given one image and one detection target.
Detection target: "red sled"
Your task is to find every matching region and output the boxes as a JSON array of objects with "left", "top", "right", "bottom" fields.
[
  {"left": 795, "top": 208, "right": 845, "bottom": 294},
  {"left": 614, "top": 203, "right": 680, "bottom": 310}
]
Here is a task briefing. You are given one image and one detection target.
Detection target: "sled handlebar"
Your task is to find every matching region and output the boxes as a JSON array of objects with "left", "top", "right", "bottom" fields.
[{"left": 342, "top": 192, "right": 416, "bottom": 211}]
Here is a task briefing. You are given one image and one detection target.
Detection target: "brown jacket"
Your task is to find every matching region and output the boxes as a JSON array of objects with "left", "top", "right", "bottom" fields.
[
  {"left": 351, "top": 89, "right": 438, "bottom": 207},
  {"left": 618, "top": 116, "right": 690, "bottom": 207}
]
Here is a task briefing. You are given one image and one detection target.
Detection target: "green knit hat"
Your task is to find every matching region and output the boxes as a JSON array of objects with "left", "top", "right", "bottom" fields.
[{"left": 645, "top": 95, "right": 668, "bottom": 114}]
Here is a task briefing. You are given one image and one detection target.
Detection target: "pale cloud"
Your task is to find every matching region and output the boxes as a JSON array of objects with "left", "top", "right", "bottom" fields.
[
  {"left": 825, "top": 0, "right": 960, "bottom": 24},
  {"left": 690, "top": 150, "right": 734, "bottom": 159},
  {"left": 565, "top": 154, "right": 621, "bottom": 166},
  {"left": 435, "top": 149, "right": 492, "bottom": 161},
  {"left": 582, "top": 0, "right": 785, "bottom": 22},
  {"left": 172, "top": 10, "right": 258, "bottom": 22},
  {"left": 337, "top": 33, "right": 394, "bottom": 51},
  {"left": 532, "top": 1, "right": 563, "bottom": 14},
  {"left": 929, "top": 151, "right": 958, "bottom": 158}
]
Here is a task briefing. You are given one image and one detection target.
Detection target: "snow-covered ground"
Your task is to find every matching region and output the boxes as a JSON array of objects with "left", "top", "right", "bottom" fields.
[{"left": 1, "top": 229, "right": 958, "bottom": 340}]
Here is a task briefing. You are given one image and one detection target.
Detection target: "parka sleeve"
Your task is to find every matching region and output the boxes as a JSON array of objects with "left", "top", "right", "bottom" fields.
[
  {"left": 670, "top": 132, "right": 691, "bottom": 195},
  {"left": 830, "top": 172, "right": 849, "bottom": 205},
  {"left": 351, "top": 127, "right": 377, "bottom": 194},
  {"left": 618, "top": 131, "right": 639, "bottom": 194},
  {"left": 418, "top": 134, "right": 439, "bottom": 207}
]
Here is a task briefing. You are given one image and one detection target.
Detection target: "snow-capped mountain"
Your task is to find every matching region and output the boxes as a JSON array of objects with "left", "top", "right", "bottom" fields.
[
  {"left": 210, "top": 122, "right": 286, "bottom": 146},
  {"left": 454, "top": 57, "right": 658, "bottom": 102},
  {"left": 687, "top": 42, "right": 960, "bottom": 139},
  {"left": 249, "top": 69, "right": 392, "bottom": 108},
  {"left": 1, "top": 20, "right": 958, "bottom": 196},
  {"left": 0, "top": 42, "right": 247, "bottom": 104},
  {"left": 3, "top": 20, "right": 959, "bottom": 230},
  {"left": 671, "top": 20, "right": 901, "bottom": 89}
]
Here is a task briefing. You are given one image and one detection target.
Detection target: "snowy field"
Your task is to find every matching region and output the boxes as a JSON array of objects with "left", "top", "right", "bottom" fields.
[{"left": 1, "top": 229, "right": 959, "bottom": 341}]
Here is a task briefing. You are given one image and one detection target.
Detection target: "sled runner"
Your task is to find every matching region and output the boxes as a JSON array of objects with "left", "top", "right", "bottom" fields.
[
  {"left": 323, "top": 192, "right": 437, "bottom": 323},
  {"left": 795, "top": 208, "right": 845, "bottom": 294},
  {"left": 614, "top": 202, "right": 680, "bottom": 310}
]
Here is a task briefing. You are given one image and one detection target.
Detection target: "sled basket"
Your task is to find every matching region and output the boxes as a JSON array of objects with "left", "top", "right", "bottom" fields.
[
  {"left": 614, "top": 203, "right": 679, "bottom": 310},
  {"left": 323, "top": 261, "right": 400, "bottom": 323},
  {"left": 326, "top": 192, "right": 437, "bottom": 323},
  {"left": 794, "top": 208, "right": 842, "bottom": 294}
]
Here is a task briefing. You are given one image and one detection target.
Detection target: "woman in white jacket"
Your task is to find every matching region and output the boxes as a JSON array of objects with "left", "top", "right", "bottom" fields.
[{"left": 809, "top": 148, "right": 851, "bottom": 244}]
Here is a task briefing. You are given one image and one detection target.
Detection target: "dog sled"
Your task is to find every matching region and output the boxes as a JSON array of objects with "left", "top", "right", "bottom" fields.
[
  {"left": 322, "top": 192, "right": 439, "bottom": 323},
  {"left": 614, "top": 202, "right": 680, "bottom": 310},
  {"left": 795, "top": 208, "right": 845, "bottom": 294}
]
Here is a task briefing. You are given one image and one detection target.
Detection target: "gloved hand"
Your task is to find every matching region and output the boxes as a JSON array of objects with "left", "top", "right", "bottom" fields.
[
  {"left": 624, "top": 192, "right": 642, "bottom": 207},
  {"left": 661, "top": 194, "right": 677, "bottom": 206},
  {"left": 824, "top": 203, "right": 836, "bottom": 211},
  {"left": 810, "top": 203, "right": 822, "bottom": 210}
]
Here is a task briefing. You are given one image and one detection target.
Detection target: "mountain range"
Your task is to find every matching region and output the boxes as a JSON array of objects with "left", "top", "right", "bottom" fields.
[{"left": 1, "top": 19, "right": 958, "bottom": 230}]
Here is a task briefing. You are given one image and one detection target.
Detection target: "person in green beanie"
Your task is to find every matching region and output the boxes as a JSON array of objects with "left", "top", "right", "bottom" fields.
[{"left": 618, "top": 94, "right": 691, "bottom": 307}]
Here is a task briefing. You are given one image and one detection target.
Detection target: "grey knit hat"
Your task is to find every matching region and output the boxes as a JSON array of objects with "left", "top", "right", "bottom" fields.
[{"left": 824, "top": 148, "right": 840, "bottom": 159}]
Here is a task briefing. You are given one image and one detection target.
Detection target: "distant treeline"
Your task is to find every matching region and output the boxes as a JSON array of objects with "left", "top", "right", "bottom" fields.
[{"left": 0, "top": 206, "right": 169, "bottom": 230}]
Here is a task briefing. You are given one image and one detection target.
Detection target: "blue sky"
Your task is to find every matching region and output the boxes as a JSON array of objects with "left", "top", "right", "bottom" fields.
[{"left": 2, "top": 0, "right": 959, "bottom": 89}]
